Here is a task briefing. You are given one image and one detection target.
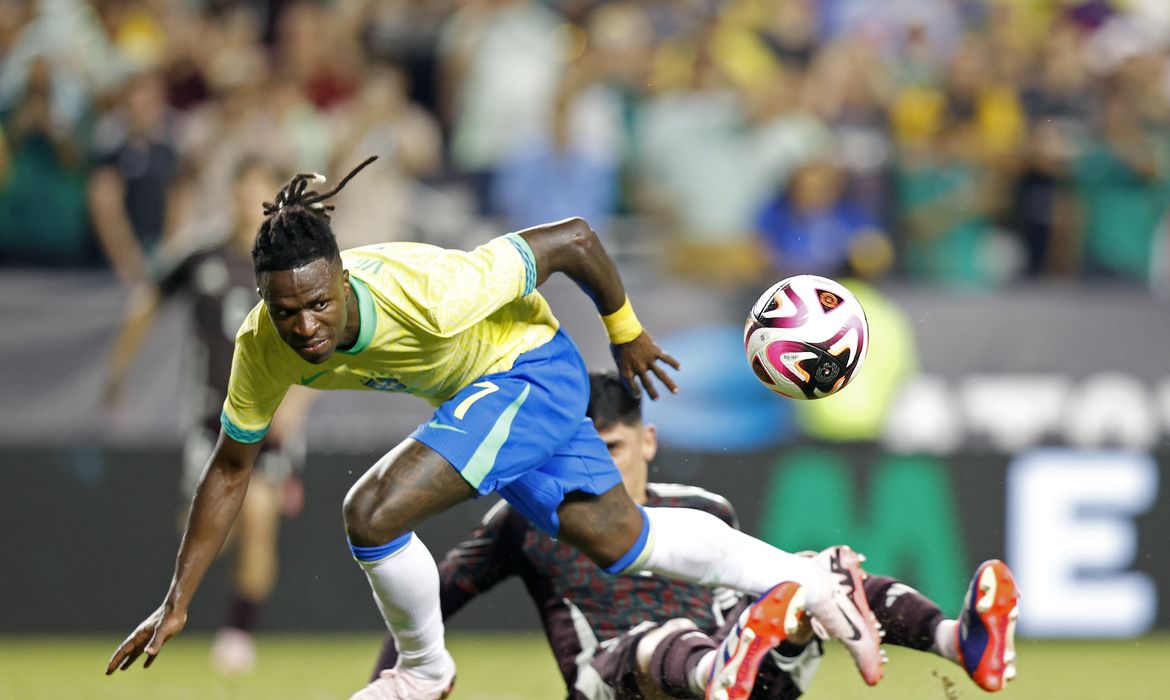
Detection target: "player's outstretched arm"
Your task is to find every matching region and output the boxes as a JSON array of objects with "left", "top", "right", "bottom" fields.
[
  {"left": 517, "top": 218, "right": 679, "bottom": 399},
  {"left": 103, "top": 283, "right": 163, "bottom": 408},
  {"left": 106, "top": 434, "right": 262, "bottom": 674}
]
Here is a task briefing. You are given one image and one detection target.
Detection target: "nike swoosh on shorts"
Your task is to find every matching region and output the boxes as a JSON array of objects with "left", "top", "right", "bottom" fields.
[{"left": 428, "top": 420, "right": 467, "bottom": 434}]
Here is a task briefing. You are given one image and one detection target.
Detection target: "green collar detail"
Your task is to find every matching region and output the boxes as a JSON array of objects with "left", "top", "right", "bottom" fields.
[{"left": 339, "top": 276, "right": 375, "bottom": 355}]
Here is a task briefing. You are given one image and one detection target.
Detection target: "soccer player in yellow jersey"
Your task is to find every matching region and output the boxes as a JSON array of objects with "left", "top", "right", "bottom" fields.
[{"left": 106, "top": 158, "right": 886, "bottom": 699}]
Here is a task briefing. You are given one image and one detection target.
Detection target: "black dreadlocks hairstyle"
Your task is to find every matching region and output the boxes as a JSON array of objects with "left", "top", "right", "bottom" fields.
[
  {"left": 251, "top": 156, "right": 378, "bottom": 274},
  {"left": 587, "top": 371, "right": 643, "bottom": 431}
]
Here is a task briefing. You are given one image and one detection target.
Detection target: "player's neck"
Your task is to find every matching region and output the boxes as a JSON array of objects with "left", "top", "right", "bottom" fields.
[{"left": 338, "top": 286, "right": 362, "bottom": 350}]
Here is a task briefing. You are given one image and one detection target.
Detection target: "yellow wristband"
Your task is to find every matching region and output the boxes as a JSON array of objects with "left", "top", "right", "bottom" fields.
[{"left": 601, "top": 296, "right": 643, "bottom": 345}]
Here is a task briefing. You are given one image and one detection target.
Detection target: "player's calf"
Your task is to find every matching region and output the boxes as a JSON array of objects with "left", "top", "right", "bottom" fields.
[
  {"left": 706, "top": 581, "right": 806, "bottom": 700},
  {"left": 956, "top": 560, "right": 1020, "bottom": 692}
]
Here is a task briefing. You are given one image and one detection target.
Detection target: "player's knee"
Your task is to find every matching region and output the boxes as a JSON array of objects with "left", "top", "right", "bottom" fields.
[
  {"left": 342, "top": 482, "right": 406, "bottom": 546},
  {"left": 574, "top": 541, "right": 626, "bottom": 569},
  {"left": 340, "top": 486, "right": 370, "bottom": 541},
  {"left": 557, "top": 486, "right": 646, "bottom": 568},
  {"left": 560, "top": 514, "right": 643, "bottom": 568}
]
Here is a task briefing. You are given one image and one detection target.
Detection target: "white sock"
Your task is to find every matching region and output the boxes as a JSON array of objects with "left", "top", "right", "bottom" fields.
[
  {"left": 356, "top": 534, "right": 452, "bottom": 680},
  {"left": 637, "top": 507, "right": 827, "bottom": 606},
  {"left": 933, "top": 619, "right": 959, "bottom": 661}
]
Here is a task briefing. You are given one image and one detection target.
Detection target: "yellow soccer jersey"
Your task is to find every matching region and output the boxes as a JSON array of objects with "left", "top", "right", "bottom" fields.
[{"left": 221, "top": 234, "right": 558, "bottom": 443}]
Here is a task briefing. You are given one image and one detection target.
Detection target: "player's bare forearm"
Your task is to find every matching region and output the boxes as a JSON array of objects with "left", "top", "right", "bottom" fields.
[
  {"left": 104, "top": 285, "right": 162, "bottom": 407},
  {"left": 106, "top": 434, "right": 260, "bottom": 674},
  {"left": 165, "top": 434, "right": 259, "bottom": 609},
  {"left": 518, "top": 218, "right": 679, "bottom": 399},
  {"left": 516, "top": 217, "right": 626, "bottom": 314},
  {"left": 89, "top": 168, "right": 145, "bottom": 284}
]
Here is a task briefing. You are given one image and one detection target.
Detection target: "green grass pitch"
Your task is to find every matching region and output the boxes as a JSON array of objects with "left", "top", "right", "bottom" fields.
[{"left": 1, "top": 633, "right": 1166, "bottom": 699}]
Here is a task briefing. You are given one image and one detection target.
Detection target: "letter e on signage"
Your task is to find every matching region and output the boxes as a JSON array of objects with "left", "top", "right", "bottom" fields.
[{"left": 1007, "top": 449, "right": 1158, "bottom": 637}]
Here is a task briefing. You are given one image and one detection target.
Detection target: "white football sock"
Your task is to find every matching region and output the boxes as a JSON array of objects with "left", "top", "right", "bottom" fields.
[
  {"left": 636, "top": 507, "right": 827, "bottom": 606},
  {"left": 933, "top": 619, "right": 959, "bottom": 661},
  {"left": 356, "top": 534, "right": 452, "bottom": 680}
]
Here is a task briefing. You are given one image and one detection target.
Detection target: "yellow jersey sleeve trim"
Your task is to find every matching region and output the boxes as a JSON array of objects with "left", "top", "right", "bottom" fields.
[{"left": 338, "top": 276, "right": 376, "bottom": 355}]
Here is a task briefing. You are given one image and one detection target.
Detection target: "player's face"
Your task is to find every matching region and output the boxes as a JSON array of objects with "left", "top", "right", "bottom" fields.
[
  {"left": 259, "top": 259, "right": 351, "bottom": 364},
  {"left": 598, "top": 419, "right": 657, "bottom": 504}
]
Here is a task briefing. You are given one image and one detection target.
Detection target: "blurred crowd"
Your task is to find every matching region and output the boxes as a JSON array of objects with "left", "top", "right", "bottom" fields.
[{"left": 3, "top": 0, "right": 1170, "bottom": 290}]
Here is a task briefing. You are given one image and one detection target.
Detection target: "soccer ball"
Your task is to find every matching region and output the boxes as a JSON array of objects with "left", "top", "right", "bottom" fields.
[{"left": 743, "top": 275, "right": 868, "bottom": 400}]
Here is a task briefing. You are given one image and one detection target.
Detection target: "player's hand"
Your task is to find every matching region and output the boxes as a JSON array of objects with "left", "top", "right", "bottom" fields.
[
  {"left": 106, "top": 603, "right": 188, "bottom": 674},
  {"left": 612, "top": 331, "right": 680, "bottom": 401}
]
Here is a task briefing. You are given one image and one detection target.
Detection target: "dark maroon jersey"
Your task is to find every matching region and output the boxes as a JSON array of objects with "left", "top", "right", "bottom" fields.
[
  {"left": 156, "top": 242, "right": 258, "bottom": 429},
  {"left": 437, "top": 484, "right": 743, "bottom": 690}
]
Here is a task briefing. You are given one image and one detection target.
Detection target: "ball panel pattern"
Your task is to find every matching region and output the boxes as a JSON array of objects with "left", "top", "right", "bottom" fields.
[{"left": 744, "top": 275, "right": 869, "bottom": 400}]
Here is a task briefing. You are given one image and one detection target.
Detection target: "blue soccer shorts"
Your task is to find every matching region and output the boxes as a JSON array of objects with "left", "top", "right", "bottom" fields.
[{"left": 409, "top": 329, "right": 622, "bottom": 537}]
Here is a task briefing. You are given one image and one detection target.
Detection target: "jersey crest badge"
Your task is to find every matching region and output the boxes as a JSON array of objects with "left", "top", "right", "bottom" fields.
[{"left": 363, "top": 376, "right": 407, "bottom": 392}]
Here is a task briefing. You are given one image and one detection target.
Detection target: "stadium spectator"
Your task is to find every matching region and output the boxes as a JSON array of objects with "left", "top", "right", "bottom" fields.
[
  {"left": 579, "top": 0, "right": 656, "bottom": 175},
  {"left": 275, "top": 0, "right": 362, "bottom": 111},
  {"left": 805, "top": 40, "right": 895, "bottom": 227},
  {"left": 0, "top": 0, "right": 29, "bottom": 67},
  {"left": 894, "top": 117, "right": 995, "bottom": 287},
  {"left": 0, "top": 54, "right": 90, "bottom": 266},
  {"left": 1009, "top": 117, "right": 1080, "bottom": 278},
  {"left": 1009, "top": 18, "right": 1094, "bottom": 277},
  {"left": 754, "top": 158, "right": 885, "bottom": 280},
  {"left": 0, "top": 0, "right": 1166, "bottom": 291},
  {"left": 178, "top": 30, "right": 275, "bottom": 220},
  {"left": 368, "top": 372, "right": 1020, "bottom": 699},
  {"left": 329, "top": 64, "right": 443, "bottom": 247},
  {"left": 1073, "top": 85, "right": 1169, "bottom": 282},
  {"left": 89, "top": 70, "right": 187, "bottom": 285},
  {"left": 635, "top": 27, "right": 831, "bottom": 284},
  {"left": 265, "top": 71, "right": 333, "bottom": 174},
  {"left": 158, "top": 5, "right": 214, "bottom": 113},
  {"left": 940, "top": 36, "right": 1026, "bottom": 166},
  {"left": 438, "top": 0, "right": 567, "bottom": 213},
  {"left": 0, "top": 0, "right": 129, "bottom": 127},
  {"left": 490, "top": 74, "right": 621, "bottom": 233},
  {"left": 358, "top": 0, "right": 451, "bottom": 110}
]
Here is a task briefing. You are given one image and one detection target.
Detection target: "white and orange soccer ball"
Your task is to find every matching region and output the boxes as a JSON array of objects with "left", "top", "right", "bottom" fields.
[{"left": 743, "top": 275, "right": 869, "bottom": 400}]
